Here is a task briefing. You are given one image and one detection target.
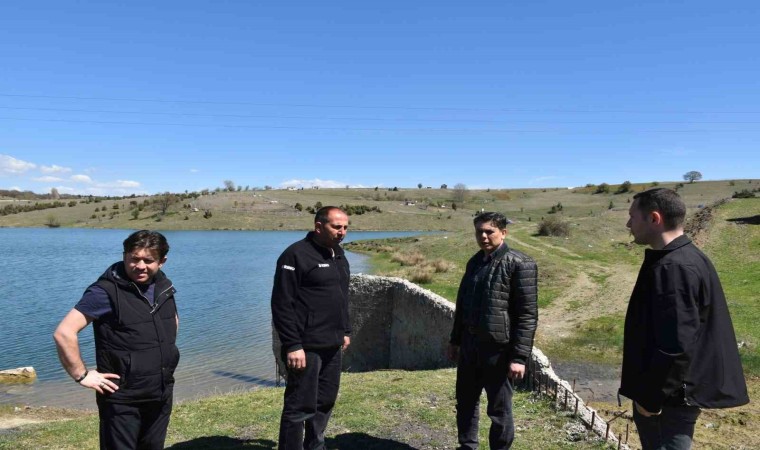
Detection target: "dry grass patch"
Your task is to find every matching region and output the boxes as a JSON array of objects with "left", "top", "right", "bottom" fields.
[{"left": 391, "top": 251, "right": 426, "bottom": 266}]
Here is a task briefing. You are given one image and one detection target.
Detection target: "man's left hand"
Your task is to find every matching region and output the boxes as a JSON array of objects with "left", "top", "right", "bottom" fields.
[
  {"left": 342, "top": 336, "right": 351, "bottom": 351},
  {"left": 508, "top": 362, "right": 525, "bottom": 381},
  {"left": 635, "top": 402, "right": 662, "bottom": 417}
]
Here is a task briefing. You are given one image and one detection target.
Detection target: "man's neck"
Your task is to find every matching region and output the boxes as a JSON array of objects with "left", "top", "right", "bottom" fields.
[{"left": 650, "top": 229, "right": 684, "bottom": 250}]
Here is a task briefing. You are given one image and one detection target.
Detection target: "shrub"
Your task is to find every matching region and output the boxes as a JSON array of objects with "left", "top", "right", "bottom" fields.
[
  {"left": 732, "top": 189, "right": 756, "bottom": 199},
  {"left": 537, "top": 216, "right": 571, "bottom": 237},
  {"left": 595, "top": 183, "right": 610, "bottom": 194},
  {"left": 616, "top": 181, "right": 632, "bottom": 194},
  {"left": 391, "top": 252, "right": 426, "bottom": 266},
  {"left": 431, "top": 259, "right": 456, "bottom": 273},
  {"left": 409, "top": 268, "right": 433, "bottom": 284},
  {"left": 45, "top": 215, "right": 61, "bottom": 228},
  {"left": 68, "top": 201, "right": 77, "bottom": 207},
  {"left": 131, "top": 209, "right": 140, "bottom": 220}
]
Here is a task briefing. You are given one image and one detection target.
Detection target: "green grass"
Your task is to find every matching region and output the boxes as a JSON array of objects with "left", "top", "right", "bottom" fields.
[
  {"left": 543, "top": 315, "right": 626, "bottom": 365},
  {"left": 0, "top": 369, "right": 613, "bottom": 449},
  {"left": 700, "top": 198, "right": 760, "bottom": 375}
]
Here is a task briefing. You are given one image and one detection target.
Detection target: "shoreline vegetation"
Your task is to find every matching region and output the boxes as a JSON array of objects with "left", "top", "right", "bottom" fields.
[{"left": 1, "top": 179, "right": 758, "bottom": 449}]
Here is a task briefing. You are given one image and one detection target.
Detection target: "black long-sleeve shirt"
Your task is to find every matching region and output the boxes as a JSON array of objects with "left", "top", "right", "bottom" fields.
[{"left": 271, "top": 232, "right": 351, "bottom": 353}]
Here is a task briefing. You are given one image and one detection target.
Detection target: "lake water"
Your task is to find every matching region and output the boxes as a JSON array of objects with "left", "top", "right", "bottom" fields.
[{"left": 0, "top": 228, "right": 419, "bottom": 409}]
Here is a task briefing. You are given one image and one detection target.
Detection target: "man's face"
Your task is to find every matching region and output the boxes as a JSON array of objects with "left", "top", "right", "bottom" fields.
[
  {"left": 123, "top": 248, "right": 166, "bottom": 284},
  {"left": 474, "top": 220, "right": 507, "bottom": 255},
  {"left": 315, "top": 210, "right": 349, "bottom": 247},
  {"left": 627, "top": 199, "right": 655, "bottom": 246}
]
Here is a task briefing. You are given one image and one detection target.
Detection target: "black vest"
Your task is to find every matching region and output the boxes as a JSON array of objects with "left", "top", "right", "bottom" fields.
[{"left": 92, "top": 263, "right": 179, "bottom": 404}]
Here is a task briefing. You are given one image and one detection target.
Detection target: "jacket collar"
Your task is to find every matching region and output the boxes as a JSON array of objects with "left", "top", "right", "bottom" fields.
[
  {"left": 643, "top": 234, "right": 692, "bottom": 262},
  {"left": 306, "top": 231, "right": 345, "bottom": 258},
  {"left": 477, "top": 241, "right": 510, "bottom": 263},
  {"left": 102, "top": 261, "right": 166, "bottom": 290}
]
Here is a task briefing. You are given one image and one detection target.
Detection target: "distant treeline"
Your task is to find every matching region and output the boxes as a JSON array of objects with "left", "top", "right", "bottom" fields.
[{"left": 1, "top": 200, "right": 68, "bottom": 216}]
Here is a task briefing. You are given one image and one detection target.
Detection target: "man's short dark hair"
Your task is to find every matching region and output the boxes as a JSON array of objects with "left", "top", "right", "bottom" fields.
[
  {"left": 633, "top": 188, "right": 686, "bottom": 230},
  {"left": 474, "top": 211, "right": 508, "bottom": 229},
  {"left": 123, "top": 230, "right": 170, "bottom": 259},
  {"left": 314, "top": 206, "right": 346, "bottom": 224}
]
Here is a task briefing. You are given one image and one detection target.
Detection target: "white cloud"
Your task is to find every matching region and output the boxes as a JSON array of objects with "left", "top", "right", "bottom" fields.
[
  {"left": 529, "top": 176, "right": 561, "bottom": 185},
  {"left": 98, "top": 180, "right": 141, "bottom": 189},
  {"left": 0, "top": 154, "right": 37, "bottom": 175},
  {"left": 71, "top": 174, "right": 94, "bottom": 184},
  {"left": 5, "top": 186, "right": 23, "bottom": 191},
  {"left": 280, "top": 178, "right": 364, "bottom": 189},
  {"left": 189, "top": 169, "right": 199, "bottom": 173},
  {"left": 33, "top": 176, "right": 65, "bottom": 182},
  {"left": 40, "top": 164, "right": 72, "bottom": 174}
]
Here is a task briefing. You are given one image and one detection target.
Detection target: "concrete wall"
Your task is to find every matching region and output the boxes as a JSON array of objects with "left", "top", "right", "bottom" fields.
[
  {"left": 273, "top": 274, "right": 456, "bottom": 377},
  {"left": 346, "top": 274, "right": 455, "bottom": 372}
]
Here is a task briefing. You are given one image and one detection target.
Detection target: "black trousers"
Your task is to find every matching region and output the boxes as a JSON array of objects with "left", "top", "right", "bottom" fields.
[
  {"left": 96, "top": 395, "right": 173, "bottom": 450},
  {"left": 279, "top": 346, "right": 342, "bottom": 450},
  {"left": 633, "top": 403, "right": 701, "bottom": 450},
  {"left": 455, "top": 333, "right": 515, "bottom": 450}
]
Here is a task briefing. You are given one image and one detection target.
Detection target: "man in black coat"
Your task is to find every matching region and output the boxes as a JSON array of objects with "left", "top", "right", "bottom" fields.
[
  {"left": 271, "top": 206, "right": 351, "bottom": 450},
  {"left": 620, "top": 188, "right": 749, "bottom": 450},
  {"left": 448, "top": 212, "right": 538, "bottom": 450}
]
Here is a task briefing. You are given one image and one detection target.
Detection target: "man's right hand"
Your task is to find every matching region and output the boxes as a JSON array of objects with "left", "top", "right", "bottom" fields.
[
  {"left": 447, "top": 344, "right": 460, "bottom": 362},
  {"left": 79, "top": 370, "right": 120, "bottom": 395},
  {"left": 287, "top": 349, "right": 307, "bottom": 370}
]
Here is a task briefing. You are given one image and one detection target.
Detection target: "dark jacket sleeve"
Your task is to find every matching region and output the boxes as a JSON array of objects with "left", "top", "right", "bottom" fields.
[
  {"left": 271, "top": 251, "right": 303, "bottom": 353},
  {"left": 342, "top": 256, "right": 352, "bottom": 337},
  {"left": 637, "top": 263, "right": 701, "bottom": 412},
  {"left": 450, "top": 259, "right": 473, "bottom": 345},
  {"left": 508, "top": 259, "right": 538, "bottom": 364}
]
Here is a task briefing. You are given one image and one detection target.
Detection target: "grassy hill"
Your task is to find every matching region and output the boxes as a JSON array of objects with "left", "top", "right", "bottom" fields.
[{"left": 0, "top": 179, "right": 755, "bottom": 231}]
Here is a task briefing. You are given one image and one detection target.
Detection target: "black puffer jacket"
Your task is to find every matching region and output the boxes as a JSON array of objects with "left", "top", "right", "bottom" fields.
[{"left": 450, "top": 243, "right": 538, "bottom": 363}]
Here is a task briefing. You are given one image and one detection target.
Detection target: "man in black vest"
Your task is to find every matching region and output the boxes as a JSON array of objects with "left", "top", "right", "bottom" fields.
[
  {"left": 54, "top": 230, "right": 179, "bottom": 450},
  {"left": 271, "top": 206, "right": 351, "bottom": 450},
  {"left": 620, "top": 188, "right": 749, "bottom": 449}
]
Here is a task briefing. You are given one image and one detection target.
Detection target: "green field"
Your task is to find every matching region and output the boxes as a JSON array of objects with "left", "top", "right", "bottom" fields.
[{"left": 0, "top": 370, "right": 614, "bottom": 450}]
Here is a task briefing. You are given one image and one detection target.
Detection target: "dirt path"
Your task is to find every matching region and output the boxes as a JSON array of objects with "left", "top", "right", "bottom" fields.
[
  {"left": 0, "top": 406, "right": 84, "bottom": 432},
  {"left": 538, "top": 263, "right": 635, "bottom": 340}
]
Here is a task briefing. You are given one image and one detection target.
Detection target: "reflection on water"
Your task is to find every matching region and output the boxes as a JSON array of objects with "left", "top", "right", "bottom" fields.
[{"left": 0, "top": 228, "right": 416, "bottom": 409}]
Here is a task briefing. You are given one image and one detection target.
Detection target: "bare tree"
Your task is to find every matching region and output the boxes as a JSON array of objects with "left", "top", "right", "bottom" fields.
[
  {"left": 453, "top": 183, "right": 468, "bottom": 202},
  {"left": 156, "top": 192, "right": 176, "bottom": 215},
  {"left": 223, "top": 180, "right": 236, "bottom": 192},
  {"left": 683, "top": 171, "right": 703, "bottom": 183}
]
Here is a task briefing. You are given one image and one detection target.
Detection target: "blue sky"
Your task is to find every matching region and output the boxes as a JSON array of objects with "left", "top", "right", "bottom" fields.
[{"left": 1, "top": 1, "right": 758, "bottom": 195}]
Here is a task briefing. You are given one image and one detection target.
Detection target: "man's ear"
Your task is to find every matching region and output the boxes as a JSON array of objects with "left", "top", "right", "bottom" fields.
[
  {"left": 651, "top": 211, "right": 664, "bottom": 226},
  {"left": 159, "top": 256, "right": 167, "bottom": 267}
]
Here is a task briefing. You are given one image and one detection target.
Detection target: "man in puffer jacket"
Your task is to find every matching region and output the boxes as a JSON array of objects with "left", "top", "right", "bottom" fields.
[{"left": 448, "top": 212, "right": 538, "bottom": 450}]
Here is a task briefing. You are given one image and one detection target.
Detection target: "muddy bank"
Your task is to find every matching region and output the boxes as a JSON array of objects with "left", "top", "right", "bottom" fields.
[{"left": 551, "top": 360, "right": 621, "bottom": 403}]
